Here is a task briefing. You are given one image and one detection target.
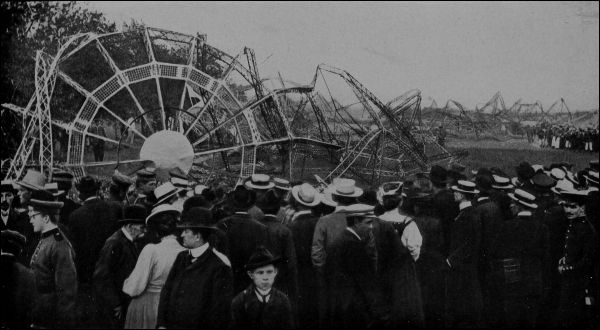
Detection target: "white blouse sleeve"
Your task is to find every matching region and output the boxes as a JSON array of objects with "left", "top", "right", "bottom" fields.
[
  {"left": 401, "top": 221, "right": 422, "bottom": 261},
  {"left": 122, "top": 244, "right": 155, "bottom": 297}
]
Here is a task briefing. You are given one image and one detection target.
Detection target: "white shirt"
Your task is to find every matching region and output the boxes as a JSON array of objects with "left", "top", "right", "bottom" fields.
[
  {"left": 254, "top": 287, "right": 272, "bottom": 303},
  {"left": 346, "top": 227, "right": 361, "bottom": 240},
  {"left": 121, "top": 227, "right": 134, "bottom": 242},
  {"left": 1, "top": 213, "right": 8, "bottom": 226},
  {"left": 459, "top": 201, "right": 472, "bottom": 211},
  {"left": 190, "top": 242, "right": 210, "bottom": 261},
  {"left": 379, "top": 209, "right": 422, "bottom": 261}
]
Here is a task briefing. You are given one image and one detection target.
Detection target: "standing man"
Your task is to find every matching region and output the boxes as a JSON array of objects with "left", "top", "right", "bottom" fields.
[
  {"left": 51, "top": 170, "right": 80, "bottom": 230},
  {"left": 15, "top": 169, "right": 47, "bottom": 265},
  {"left": 131, "top": 168, "right": 157, "bottom": 212},
  {"left": 28, "top": 192, "right": 78, "bottom": 328},
  {"left": 244, "top": 174, "right": 273, "bottom": 221},
  {"left": 1, "top": 180, "right": 21, "bottom": 232},
  {"left": 93, "top": 205, "right": 147, "bottom": 328},
  {"left": 157, "top": 208, "right": 233, "bottom": 329},
  {"left": 429, "top": 165, "right": 458, "bottom": 256}
]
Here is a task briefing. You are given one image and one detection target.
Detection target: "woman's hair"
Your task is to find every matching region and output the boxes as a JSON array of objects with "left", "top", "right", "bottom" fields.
[
  {"left": 147, "top": 213, "right": 178, "bottom": 238},
  {"left": 382, "top": 194, "right": 401, "bottom": 212}
]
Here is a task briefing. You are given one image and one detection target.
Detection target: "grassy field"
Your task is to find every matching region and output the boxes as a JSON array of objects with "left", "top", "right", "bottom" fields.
[{"left": 446, "top": 137, "right": 598, "bottom": 177}]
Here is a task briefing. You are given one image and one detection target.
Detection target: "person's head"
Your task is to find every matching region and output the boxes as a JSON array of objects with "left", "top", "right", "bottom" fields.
[
  {"left": 178, "top": 207, "right": 214, "bottom": 248},
  {"left": 230, "top": 185, "right": 256, "bottom": 212},
  {"left": 1, "top": 181, "right": 16, "bottom": 211},
  {"left": 330, "top": 178, "right": 362, "bottom": 206},
  {"left": 558, "top": 190, "right": 588, "bottom": 220},
  {"left": 429, "top": 165, "right": 448, "bottom": 189},
  {"left": 256, "top": 189, "right": 281, "bottom": 215},
  {"left": 28, "top": 194, "right": 63, "bottom": 233},
  {"left": 382, "top": 194, "right": 401, "bottom": 212},
  {"left": 109, "top": 183, "right": 126, "bottom": 201},
  {"left": 182, "top": 196, "right": 209, "bottom": 214},
  {"left": 291, "top": 183, "right": 321, "bottom": 210},
  {"left": 75, "top": 176, "right": 100, "bottom": 200},
  {"left": 120, "top": 204, "right": 148, "bottom": 240},
  {"left": 153, "top": 182, "right": 182, "bottom": 207},
  {"left": 245, "top": 174, "right": 274, "bottom": 201},
  {"left": 346, "top": 214, "right": 375, "bottom": 239},
  {"left": 508, "top": 189, "right": 538, "bottom": 217},
  {"left": 52, "top": 170, "right": 74, "bottom": 194},
  {"left": 451, "top": 180, "right": 479, "bottom": 202},
  {"left": 245, "top": 246, "right": 281, "bottom": 292},
  {"left": 16, "top": 169, "right": 47, "bottom": 206},
  {"left": 136, "top": 169, "right": 157, "bottom": 195}
]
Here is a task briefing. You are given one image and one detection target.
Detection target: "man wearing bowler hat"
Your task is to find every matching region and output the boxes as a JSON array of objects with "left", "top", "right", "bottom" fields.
[
  {"left": 429, "top": 165, "right": 459, "bottom": 256},
  {"left": 157, "top": 207, "right": 233, "bottom": 329},
  {"left": 217, "top": 185, "right": 270, "bottom": 294},
  {"left": 28, "top": 191, "right": 77, "bottom": 328},
  {"left": 230, "top": 246, "right": 294, "bottom": 329},
  {"left": 93, "top": 204, "right": 147, "bottom": 328}
]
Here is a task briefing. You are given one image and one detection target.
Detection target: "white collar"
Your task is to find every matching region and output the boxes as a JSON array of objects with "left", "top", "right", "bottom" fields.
[
  {"left": 190, "top": 242, "right": 210, "bottom": 258},
  {"left": 517, "top": 211, "right": 532, "bottom": 217},
  {"left": 85, "top": 196, "right": 99, "bottom": 202},
  {"left": 346, "top": 227, "right": 361, "bottom": 240},
  {"left": 254, "top": 286, "right": 272, "bottom": 303},
  {"left": 294, "top": 209, "right": 312, "bottom": 217},
  {"left": 477, "top": 196, "right": 489, "bottom": 202},
  {"left": 234, "top": 211, "right": 249, "bottom": 215},
  {"left": 459, "top": 201, "right": 472, "bottom": 211},
  {"left": 121, "top": 227, "right": 134, "bottom": 242}
]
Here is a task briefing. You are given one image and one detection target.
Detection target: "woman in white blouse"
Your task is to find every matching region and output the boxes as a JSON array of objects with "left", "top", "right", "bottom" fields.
[{"left": 123, "top": 205, "right": 185, "bottom": 329}]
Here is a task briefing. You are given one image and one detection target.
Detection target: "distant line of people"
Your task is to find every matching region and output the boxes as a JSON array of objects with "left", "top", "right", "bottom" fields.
[
  {"left": 1, "top": 158, "right": 599, "bottom": 329},
  {"left": 530, "top": 124, "right": 599, "bottom": 152}
]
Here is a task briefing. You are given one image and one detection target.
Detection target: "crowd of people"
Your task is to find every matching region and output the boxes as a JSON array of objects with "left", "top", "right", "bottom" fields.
[
  {"left": 1, "top": 159, "right": 599, "bottom": 329},
  {"left": 528, "top": 124, "right": 599, "bottom": 152}
]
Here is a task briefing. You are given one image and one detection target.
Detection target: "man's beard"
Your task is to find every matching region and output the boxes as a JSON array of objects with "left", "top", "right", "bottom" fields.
[{"left": 1, "top": 201, "right": 10, "bottom": 211}]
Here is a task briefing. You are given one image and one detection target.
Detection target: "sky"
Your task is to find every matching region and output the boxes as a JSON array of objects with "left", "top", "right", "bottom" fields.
[{"left": 86, "top": 1, "right": 599, "bottom": 111}]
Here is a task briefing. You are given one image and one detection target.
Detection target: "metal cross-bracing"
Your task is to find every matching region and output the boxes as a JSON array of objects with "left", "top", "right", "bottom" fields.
[{"left": 3, "top": 26, "right": 460, "bottom": 186}]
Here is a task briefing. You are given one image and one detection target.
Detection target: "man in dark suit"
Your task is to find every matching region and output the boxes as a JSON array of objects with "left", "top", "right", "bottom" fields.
[
  {"left": 217, "top": 185, "right": 270, "bottom": 294},
  {"left": 14, "top": 170, "right": 47, "bottom": 265},
  {"left": 93, "top": 205, "right": 147, "bottom": 328},
  {"left": 68, "top": 176, "right": 121, "bottom": 327},
  {"left": 157, "top": 208, "right": 233, "bottom": 329},
  {"left": 51, "top": 170, "right": 80, "bottom": 231},
  {"left": 429, "top": 165, "right": 458, "bottom": 256}
]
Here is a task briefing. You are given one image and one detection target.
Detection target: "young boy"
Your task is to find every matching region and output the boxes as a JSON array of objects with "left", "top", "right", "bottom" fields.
[{"left": 230, "top": 246, "right": 294, "bottom": 329}]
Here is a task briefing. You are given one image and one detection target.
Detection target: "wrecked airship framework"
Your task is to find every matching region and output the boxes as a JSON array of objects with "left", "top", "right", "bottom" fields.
[{"left": 3, "top": 26, "right": 461, "bottom": 186}]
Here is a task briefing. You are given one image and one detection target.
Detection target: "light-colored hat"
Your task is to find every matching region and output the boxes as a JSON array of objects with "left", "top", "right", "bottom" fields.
[
  {"left": 194, "top": 184, "right": 208, "bottom": 195},
  {"left": 531, "top": 164, "right": 544, "bottom": 173},
  {"left": 153, "top": 182, "right": 182, "bottom": 206},
  {"left": 491, "top": 174, "right": 513, "bottom": 190},
  {"left": 146, "top": 203, "right": 180, "bottom": 224},
  {"left": 330, "top": 178, "right": 363, "bottom": 198},
  {"left": 245, "top": 174, "right": 275, "bottom": 190},
  {"left": 171, "top": 177, "right": 189, "bottom": 189},
  {"left": 376, "top": 181, "right": 403, "bottom": 204},
  {"left": 273, "top": 178, "right": 291, "bottom": 191},
  {"left": 508, "top": 189, "right": 538, "bottom": 209},
  {"left": 291, "top": 183, "right": 321, "bottom": 207},
  {"left": 451, "top": 180, "right": 480, "bottom": 194},
  {"left": 584, "top": 170, "right": 599, "bottom": 186},
  {"left": 16, "top": 169, "right": 46, "bottom": 191},
  {"left": 551, "top": 179, "right": 575, "bottom": 195},
  {"left": 319, "top": 189, "right": 337, "bottom": 207},
  {"left": 550, "top": 168, "right": 566, "bottom": 181}
]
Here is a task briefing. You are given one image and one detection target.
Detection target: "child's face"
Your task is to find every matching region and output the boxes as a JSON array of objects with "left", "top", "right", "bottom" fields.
[{"left": 248, "top": 264, "right": 278, "bottom": 291}]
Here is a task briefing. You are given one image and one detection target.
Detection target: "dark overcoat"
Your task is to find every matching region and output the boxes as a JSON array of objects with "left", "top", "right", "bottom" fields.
[
  {"left": 217, "top": 212, "right": 270, "bottom": 294},
  {"left": 30, "top": 228, "right": 78, "bottom": 328},
  {"left": 92, "top": 229, "right": 140, "bottom": 328},
  {"left": 445, "top": 205, "right": 484, "bottom": 328},
  {"left": 2, "top": 209, "right": 37, "bottom": 265},
  {"left": 0, "top": 253, "right": 35, "bottom": 329},
  {"left": 157, "top": 248, "right": 233, "bottom": 329},
  {"left": 230, "top": 285, "right": 294, "bottom": 329},
  {"left": 431, "top": 188, "right": 458, "bottom": 255},
  {"left": 260, "top": 214, "right": 298, "bottom": 304}
]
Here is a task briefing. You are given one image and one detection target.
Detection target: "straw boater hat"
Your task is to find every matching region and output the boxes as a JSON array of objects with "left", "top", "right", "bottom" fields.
[
  {"left": 245, "top": 174, "right": 275, "bottom": 190},
  {"left": 177, "top": 207, "right": 217, "bottom": 230},
  {"left": 291, "top": 183, "right": 321, "bottom": 207},
  {"left": 330, "top": 178, "right": 363, "bottom": 198},
  {"left": 492, "top": 174, "right": 514, "bottom": 190},
  {"left": 554, "top": 187, "right": 590, "bottom": 205},
  {"left": 119, "top": 204, "right": 148, "bottom": 225},
  {"left": 1, "top": 180, "right": 17, "bottom": 194},
  {"left": 508, "top": 189, "right": 538, "bottom": 209},
  {"left": 549, "top": 167, "right": 566, "bottom": 181},
  {"left": 16, "top": 169, "right": 46, "bottom": 191},
  {"left": 273, "top": 178, "right": 291, "bottom": 191},
  {"left": 146, "top": 204, "right": 180, "bottom": 224},
  {"left": 75, "top": 176, "right": 100, "bottom": 194},
  {"left": 194, "top": 184, "right": 208, "bottom": 196},
  {"left": 583, "top": 170, "right": 599, "bottom": 187},
  {"left": 531, "top": 164, "right": 544, "bottom": 173},
  {"left": 153, "top": 182, "right": 183, "bottom": 206},
  {"left": 244, "top": 246, "right": 282, "bottom": 271},
  {"left": 451, "top": 180, "right": 480, "bottom": 195},
  {"left": 376, "top": 181, "right": 402, "bottom": 204}
]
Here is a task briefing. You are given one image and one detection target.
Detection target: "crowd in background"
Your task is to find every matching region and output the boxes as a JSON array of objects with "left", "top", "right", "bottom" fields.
[
  {"left": 529, "top": 124, "right": 599, "bottom": 152},
  {"left": 1, "top": 158, "right": 599, "bottom": 329}
]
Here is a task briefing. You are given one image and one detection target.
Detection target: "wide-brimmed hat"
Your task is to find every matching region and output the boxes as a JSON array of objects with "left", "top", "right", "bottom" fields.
[
  {"left": 291, "top": 183, "right": 321, "bottom": 207},
  {"left": 1, "top": 180, "right": 17, "bottom": 194},
  {"left": 230, "top": 185, "right": 256, "bottom": 210},
  {"left": 153, "top": 182, "right": 182, "bottom": 206},
  {"left": 330, "top": 178, "right": 363, "bottom": 198},
  {"left": 29, "top": 191, "right": 64, "bottom": 214},
  {"left": 245, "top": 174, "right": 275, "bottom": 190},
  {"left": 119, "top": 204, "right": 148, "bottom": 225},
  {"left": 244, "top": 246, "right": 282, "bottom": 271},
  {"left": 554, "top": 187, "right": 591, "bottom": 205},
  {"left": 491, "top": 174, "right": 513, "bottom": 190},
  {"left": 146, "top": 204, "right": 180, "bottom": 224},
  {"left": 531, "top": 164, "right": 544, "bottom": 173},
  {"left": 549, "top": 168, "right": 566, "bottom": 181},
  {"left": 112, "top": 170, "right": 134, "bottom": 189},
  {"left": 194, "top": 184, "right": 208, "bottom": 196},
  {"left": 319, "top": 189, "right": 337, "bottom": 207},
  {"left": 429, "top": 165, "right": 449, "bottom": 186},
  {"left": 52, "top": 170, "right": 74, "bottom": 184},
  {"left": 16, "top": 169, "right": 46, "bottom": 191},
  {"left": 451, "top": 180, "right": 480, "bottom": 194},
  {"left": 508, "top": 189, "right": 538, "bottom": 209},
  {"left": 178, "top": 207, "right": 216, "bottom": 230},
  {"left": 273, "top": 178, "right": 291, "bottom": 191},
  {"left": 376, "top": 181, "right": 402, "bottom": 204},
  {"left": 75, "top": 176, "right": 100, "bottom": 194}
]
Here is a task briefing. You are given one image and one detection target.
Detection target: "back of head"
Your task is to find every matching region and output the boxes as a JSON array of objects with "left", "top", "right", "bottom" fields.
[
  {"left": 147, "top": 212, "right": 178, "bottom": 239},
  {"left": 183, "top": 196, "right": 209, "bottom": 214}
]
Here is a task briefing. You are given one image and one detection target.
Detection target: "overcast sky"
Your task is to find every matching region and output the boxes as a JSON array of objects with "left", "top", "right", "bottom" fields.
[{"left": 87, "top": 1, "right": 599, "bottom": 111}]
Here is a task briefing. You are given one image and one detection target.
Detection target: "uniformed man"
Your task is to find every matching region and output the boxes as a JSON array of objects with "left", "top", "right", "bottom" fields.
[
  {"left": 15, "top": 169, "right": 47, "bottom": 265},
  {"left": 28, "top": 191, "right": 77, "bottom": 328}
]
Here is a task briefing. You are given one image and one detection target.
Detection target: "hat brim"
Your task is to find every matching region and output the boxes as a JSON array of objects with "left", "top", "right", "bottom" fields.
[
  {"left": 146, "top": 209, "right": 180, "bottom": 224},
  {"left": 245, "top": 181, "right": 275, "bottom": 190},
  {"left": 291, "top": 186, "right": 321, "bottom": 207},
  {"left": 492, "top": 184, "right": 514, "bottom": 190},
  {"left": 176, "top": 222, "right": 218, "bottom": 230},
  {"left": 451, "top": 186, "right": 480, "bottom": 194},
  {"left": 118, "top": 218, "right": 146, "bottom": 225},
  {"left": 331, "top": 187, "right": 363, "bottom": 198},
  {"left": 16, "top": 181, "right": 44, "bottom": 191},
  {"left": 508, "top": 193, "right": 538, "bottom": 209},
  {"left": 245, "top": 256, "right": 282, "bottom": 271},
  {"left": 29, "top": 199, "right": 64, "bottom": 210},
  {"left": 154, "top": 188, "right": 183, "bottom": 206}
]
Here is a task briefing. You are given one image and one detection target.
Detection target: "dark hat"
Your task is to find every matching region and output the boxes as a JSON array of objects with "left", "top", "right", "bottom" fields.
[
  {"left": 490, "top": 167, "right": 508, "bottom": 177},
  {"left": 451, "top": 180, "right": 480, "bottom": 194},
  {"left": 52, "top": 170, "right": 74, "bottom": 183},
  {"left": 178, "top": 207, "right": 216, "bottom": 230},
  {"left": 119, "top": 204, "right": 148, "bottom": 225},
  {"left": 429, "top": 165, "right": 448, "bottom": 186},
  {"left": 1, "top": 180, "right": 17, "bottom": 194},
  {"left": 475, "top": 174, "right": 493, "bottom": 192},
  {"left": 230, "top": 185, "right": 256, "bottom": 210},
  {"left": 136, "top": 168, "right": 156, "bottom": 181},
  {"left": 508, "top": 189, "right": 538, "bottom": 209},
  {"left": 516, "top": 162, "right": 535, "bottom": 180},
  {"left": 449, "top": 163, "right": 466, "bottom": 173},
  {"left": 244, "top": 246, "right": 282, "bottom": 271},
  {"left": 447, "top": 170, "right": 466, "bottom": 183},
  {"left": 555, "top": 188, "right": 591, "bottom": 206},
  {"left": 256, "top": 189, "right": 281, "bottom": 212},
  {"left": 43, "top": 183, "right": 65, "bottom": 197},
  {"left": 75, "top": 176, "right": 100, "bottom": 194},
  {"left": 29, "top": 191, "right": 64, "bottom": 214},
  {"left": 590, "top": 160, "right": 599, "bottom": 172},
  {"left": 1, "top": 230, "right": 26, "bottom": 254},
  {"left": 531, "top": 172, "right": 556, "bottom": 190},
  {"left": 112, "top": 170, "right": 134, "bottom": 189}
]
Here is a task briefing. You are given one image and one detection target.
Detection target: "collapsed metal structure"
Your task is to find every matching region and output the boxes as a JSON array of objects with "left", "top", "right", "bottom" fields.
[{"left": 3, "top": 26, "right": 457, "bottom": 185}]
